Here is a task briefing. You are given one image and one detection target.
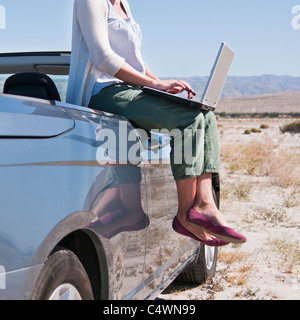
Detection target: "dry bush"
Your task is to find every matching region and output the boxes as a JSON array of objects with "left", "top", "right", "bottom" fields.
[
  {"left": 269, "top": 150, "right": 299, "bottom": 187},
  {"left": 268, "top": 235, "right": 300, "bottom": 274},
  {"left": 252, "top": 206, "right": 289, "bottom": 226},
  {"left": 218, "top": 250, "right": 253, "bottom": 286},
  {"left": 221, "top": 141, "right": 275, "bottom": 176},
  {"left": 221, "top": 141, "right": 299, "bottom": 187},
  {"left": 280, "top": 121, "right": 300, "bottom": 134},
  {"left": 218, "top": 251, "right": 250, "bottom": 264},
  {"left": 284, "top": 188, "right": 300, "bottom": 208}
]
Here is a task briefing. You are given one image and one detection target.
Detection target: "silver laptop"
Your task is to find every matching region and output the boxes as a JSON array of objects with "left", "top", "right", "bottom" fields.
[{"left": 143, "top": 42, "right": 235, "bottom": 111}]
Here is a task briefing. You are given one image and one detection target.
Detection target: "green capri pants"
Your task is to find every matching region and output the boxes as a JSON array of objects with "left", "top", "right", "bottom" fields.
[{"left": 89, "top": 83, "right": 220, "bottom": 181}]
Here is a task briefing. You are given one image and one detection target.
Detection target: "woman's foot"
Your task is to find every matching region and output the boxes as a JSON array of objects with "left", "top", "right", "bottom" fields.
[
  {"left": 187, "top": 208, "right": 247, "bottom": 244},
  {"left": 192, "top": 203, "right": 229, "bottom": 227},
  {"left": 175, "top": 212, "right": 215, "bottom": 242},
  {"left": 172, "top": 216, "right": 229, "bottom": 246}
]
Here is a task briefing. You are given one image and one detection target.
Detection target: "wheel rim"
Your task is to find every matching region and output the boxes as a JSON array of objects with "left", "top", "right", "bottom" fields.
[
  {"left": 48, "top": 284, "right": 82, "bottom": 300},
  {"left": 205, "top": 245, "right": 216, "bottom": 270}
]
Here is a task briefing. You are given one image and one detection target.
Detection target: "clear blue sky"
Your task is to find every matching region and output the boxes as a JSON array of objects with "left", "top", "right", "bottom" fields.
[{"left": 0, "top": 0, "right": 299, "bottom": 77}]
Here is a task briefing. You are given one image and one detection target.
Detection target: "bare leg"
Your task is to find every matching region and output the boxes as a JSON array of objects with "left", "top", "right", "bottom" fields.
[
  {"left": 175, "top": 178, "right": 214, "bottom": 241},
  {"left": 193, "top": 173, "right": 228, "bottom": 227}
]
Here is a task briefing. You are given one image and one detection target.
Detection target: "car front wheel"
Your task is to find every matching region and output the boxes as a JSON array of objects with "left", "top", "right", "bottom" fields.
[
  {"left": 175, "top": 244, "right": 217, "bottom": 284},
  {"left": 32, "top": 248, "right": 94, "bottom": 300}
]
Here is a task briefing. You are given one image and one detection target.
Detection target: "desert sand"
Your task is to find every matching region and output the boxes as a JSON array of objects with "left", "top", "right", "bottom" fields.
[{"left": 159, "top": 116, "right": 300, "bottom": 300}]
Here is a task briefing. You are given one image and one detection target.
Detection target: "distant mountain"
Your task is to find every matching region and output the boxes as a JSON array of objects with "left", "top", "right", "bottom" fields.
[
  {"left": 1, "top": 74, "right": 300, "bottom": 101},
  {"left": 217, "top": 91, "right": 300, "bottom": 114},
  {"left": 170, "top": 75, "right": 300, "bottom": 98}
]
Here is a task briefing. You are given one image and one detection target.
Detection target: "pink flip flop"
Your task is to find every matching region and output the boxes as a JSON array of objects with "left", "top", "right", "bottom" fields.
[
  {"left": 172, "top": 217, "right": 229, "bottom": 247},
  {"left": 187, "top": 209, "right": 247, "bottom": 244}
]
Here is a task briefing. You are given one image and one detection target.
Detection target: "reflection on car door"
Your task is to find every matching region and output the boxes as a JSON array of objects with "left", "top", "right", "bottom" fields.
[{"left": 141, "top": 133, "right": 198, "bottom": 298}]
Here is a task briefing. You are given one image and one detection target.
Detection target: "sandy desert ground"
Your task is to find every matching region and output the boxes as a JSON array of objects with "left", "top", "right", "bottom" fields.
[{"left": 159, "top": 115, "right": 300, "bottom": 300}]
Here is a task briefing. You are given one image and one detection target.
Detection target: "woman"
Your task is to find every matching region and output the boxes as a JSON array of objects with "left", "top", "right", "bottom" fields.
[{"left": 67, "top": 0, "right": 246, "bottom": 246}]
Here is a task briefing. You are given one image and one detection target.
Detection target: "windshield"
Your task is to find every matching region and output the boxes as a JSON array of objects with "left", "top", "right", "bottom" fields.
[{"left": 0, "top": 0, "right": 73, "bottom": 53}]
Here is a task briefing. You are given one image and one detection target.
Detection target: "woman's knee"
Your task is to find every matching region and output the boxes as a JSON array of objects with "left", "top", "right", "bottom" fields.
[
  {"left": 205, "top": 112, "right": 217, "bottom": 130},
  {"left": 205, "top": 111, "right": 216, "bottom": 122}
]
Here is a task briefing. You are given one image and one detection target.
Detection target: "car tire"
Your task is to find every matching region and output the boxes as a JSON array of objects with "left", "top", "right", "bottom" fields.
[
  {"left": 32, "top": 248, "right": 94, "bottom": 300},
  {"left": 176, "top": 244, "right": 217, "bottom": 284}
]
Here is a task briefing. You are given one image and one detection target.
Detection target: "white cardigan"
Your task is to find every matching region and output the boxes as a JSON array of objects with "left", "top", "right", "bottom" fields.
[{"left": 66, "top": 0, "right": 129, "bottom": 106}]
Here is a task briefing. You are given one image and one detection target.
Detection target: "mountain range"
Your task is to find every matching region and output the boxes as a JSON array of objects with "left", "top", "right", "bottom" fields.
[
  {"left": 1, "top": 74, "right": 300, "bottom": 101},
  {"left": 170, "top": 74, "right": 300, "bottom": 98}
]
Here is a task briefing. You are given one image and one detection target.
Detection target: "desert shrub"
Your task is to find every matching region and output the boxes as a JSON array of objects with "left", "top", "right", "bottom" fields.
[
  {"left": 280, "top": 121, "right": 300, "bottom": 134},
  {"left": 221, "top": 141, "right": 274, "bottom": 176},
  {"left": 284, "top": 189, "right": 300, "bottom": 208},
  {"left": 250, "top": 128, "right": 262, "bottom": 133},
  {"left": 221, "top": 140, "right": 299, "bottom": 187},
  {"left": 268, "top": 235, "right": 300, "bottom": 273},
  {"left": 260, "top": 124, "right": 270, "bottom": 129},
  {"left": 253, "top": 206, "right": 288, "bottom": 226},
  {"left": 234, "top": 183, "right": 252, "bottom": 200}
]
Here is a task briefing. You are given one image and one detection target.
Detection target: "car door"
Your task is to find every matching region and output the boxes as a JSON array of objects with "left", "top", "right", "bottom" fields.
[
  {"left": 141, "top": 132, "right": 198, "bottom": 298},
  {"left": 56, "top": 102, "right": 149, "bottom": 299}
]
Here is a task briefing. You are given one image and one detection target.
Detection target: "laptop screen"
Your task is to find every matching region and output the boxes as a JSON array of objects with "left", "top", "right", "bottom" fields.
[{"left": 201, "top": 42, "right": 235, "bottom": 107}]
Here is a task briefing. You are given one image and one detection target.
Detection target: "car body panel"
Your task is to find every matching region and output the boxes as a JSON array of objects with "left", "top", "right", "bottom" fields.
[
  {"left": 0, "top": 95, "right": 74, "bottom": 137},
  {"left": 0, "top": 92, "right": 199, "bottom": 300},
  {"left": 141, "top": 143, "right": 197, "bottom": 298}
]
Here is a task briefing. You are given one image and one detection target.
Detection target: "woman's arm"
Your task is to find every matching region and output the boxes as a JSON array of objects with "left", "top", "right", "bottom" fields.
[
  {"left": 76, "top": 0, "right": 195, "bottom": 98},
  {"left": 115, "top": 62, "right": 195, "bottom": 98},
  {"left": 76, "top": 0, "right": 125, "bottom": 76}
]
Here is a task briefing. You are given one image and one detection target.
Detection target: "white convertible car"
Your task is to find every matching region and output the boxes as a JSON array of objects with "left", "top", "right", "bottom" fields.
[{"left": 0, "top": 2, "right": 220, "bottom": 300}]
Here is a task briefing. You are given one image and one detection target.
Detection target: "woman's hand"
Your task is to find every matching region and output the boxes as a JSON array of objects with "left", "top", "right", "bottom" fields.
[
  {"left": 153, "top": 79, "right": 196, "bottom": 99},
  {"left": 115, "top": 62, "right": 196, "bottom": 99}
]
